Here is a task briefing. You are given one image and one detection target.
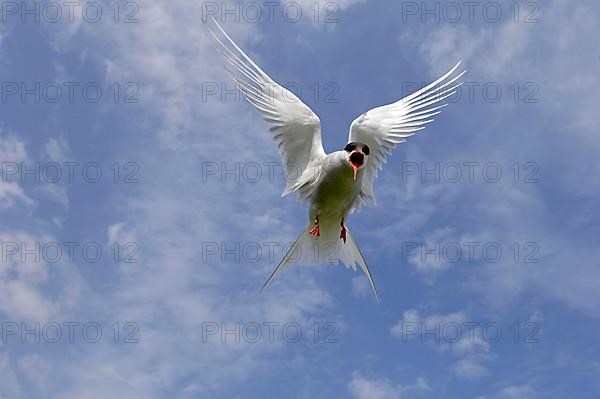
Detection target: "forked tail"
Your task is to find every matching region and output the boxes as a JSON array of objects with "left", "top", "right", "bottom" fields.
[{"left": 260, "top": 226, "right": 379, "bottom": 302}]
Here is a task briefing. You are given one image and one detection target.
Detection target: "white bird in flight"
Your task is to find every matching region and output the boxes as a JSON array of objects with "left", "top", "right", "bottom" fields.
[{"left": 208, "top": 19, "right": 465, "bottom": 301}]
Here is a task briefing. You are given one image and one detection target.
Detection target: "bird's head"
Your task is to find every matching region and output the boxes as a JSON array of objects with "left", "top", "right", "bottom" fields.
[{"left": 344, "top": 142, "right": 370, "bottom": 180}]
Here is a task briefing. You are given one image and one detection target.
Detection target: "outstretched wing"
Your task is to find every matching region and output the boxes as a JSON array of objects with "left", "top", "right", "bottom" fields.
[
  {"left": 348, "top": 62, "right": 466, "bottom": 209},
  {"left": 207, "top": 18, "right": 326, "bottom": 196}
]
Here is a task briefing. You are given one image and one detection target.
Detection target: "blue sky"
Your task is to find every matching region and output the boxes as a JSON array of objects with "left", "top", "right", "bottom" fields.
[{"left": 1, "top": 0, "right": 599, "bottom": 398}]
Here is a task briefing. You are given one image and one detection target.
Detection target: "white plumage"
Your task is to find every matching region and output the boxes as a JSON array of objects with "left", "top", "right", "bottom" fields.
[{"left": 208, "top": 18, "right": 465, "bottom": 301}]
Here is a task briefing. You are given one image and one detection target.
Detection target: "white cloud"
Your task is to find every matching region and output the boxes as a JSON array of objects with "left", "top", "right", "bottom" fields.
[
  {"left": 34, "top": 184, "right": 69, "bottom": 209},
  {"left": 0, "top": 134, "right": 27, "bottom": 163},
  {"left": 497, "top": 385, "right": 536, "bottom": 399},
  {"left": 348, "top": 373, "right": 430, "bottom": 399},
  {"left": 0, "top": 135, "right": 32, "bottom": 209},
  {"left": 453, "top": 358, "right": 488, "bottom": 379},
  {"left": 351, "top": 275, "right": 372, "bottom": 297},
  {"left": 411, "top": 0, "right": 600, "bottom": 135},
  {"left": 349, "top": 376, "right": 402, "bottom": 399},
  {"left": 0, "top": 180, "right": 33, "bottom": 209},
  {"left": 399, "top": 226, "right": 483, "bottom": 282},
  {"left": 44, "top": 137, "right": 70, "bottom": 163},
  {"left": 17, "top": 354, "right": 51, "bottom": 394},
  {"left": 0, "top": 352, "right": 22, "bottom": 398},
  {"left": 107, "top": 222, "right": 136, "bottom": 246},
  {"left": 0, "top": 231, "right": 59, "bottom": 322},
  {"left": 391, "top": 309, "right": 493, "bottom": 380}
]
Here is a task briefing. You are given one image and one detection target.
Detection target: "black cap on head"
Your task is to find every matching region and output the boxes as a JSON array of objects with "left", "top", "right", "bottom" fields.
[{"left": 344, "top": 142, "right": 370, "bottom": 156}]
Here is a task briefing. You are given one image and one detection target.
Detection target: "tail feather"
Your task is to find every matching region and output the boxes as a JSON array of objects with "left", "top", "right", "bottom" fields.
[
  {"left": 260, "top": 226, "right": 379, "bottom": 302},
  {"left": 260, "top": 226, "right": 311, "bottom": 295},
  {"left": 345, "top": 230, "right": 379, "bottom": 302}
]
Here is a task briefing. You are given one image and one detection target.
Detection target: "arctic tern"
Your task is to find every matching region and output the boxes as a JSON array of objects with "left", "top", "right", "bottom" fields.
[{"left": 208, "top": 19, "right": 465, "bottom": 301}]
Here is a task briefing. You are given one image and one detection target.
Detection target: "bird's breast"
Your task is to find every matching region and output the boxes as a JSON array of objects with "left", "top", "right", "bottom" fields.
[{"left": 311, "top": 155, "right": 363, "bottom": 220}]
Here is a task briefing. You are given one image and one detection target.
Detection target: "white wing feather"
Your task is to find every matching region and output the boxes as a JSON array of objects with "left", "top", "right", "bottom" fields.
[
  {"left": 207, "top": 18, "right": 326, "bottom": 196},
  {"left": 348, "top": 62, "right": 466, "bottom": 209}
]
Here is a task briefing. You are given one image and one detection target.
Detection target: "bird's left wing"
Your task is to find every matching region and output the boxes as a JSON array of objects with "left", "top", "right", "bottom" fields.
[
  {"left": 348, "top": 62, "right": 466, "bottom": 209},
  {"left": 207, "top": 18, "right": 326, "bottom": 196}
]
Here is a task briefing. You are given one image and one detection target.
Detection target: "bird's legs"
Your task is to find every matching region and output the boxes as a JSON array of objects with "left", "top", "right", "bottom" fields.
[
  {"left": 340, "top": 218, "right": 347, "bottom": 243},
  {"left": 309, "top": 215, "right": 320, "bottom": 238}
]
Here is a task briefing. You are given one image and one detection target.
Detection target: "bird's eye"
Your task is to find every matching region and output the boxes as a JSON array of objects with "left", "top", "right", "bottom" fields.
[
  {"left": 363, "top": 145, "right": 370, "bottom": 155},
  {"left": 344, "top": 143, "right": 355, "bottom": 152}
]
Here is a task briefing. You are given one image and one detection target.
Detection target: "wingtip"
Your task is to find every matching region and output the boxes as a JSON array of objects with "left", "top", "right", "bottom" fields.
[
  {"left": 208, "top": 15, "right": 219, "bottom": 27},
  {"left": 259, "top": 283, "right": 268, "bottom": 296},
  {"left": 259, "top": 272, "right": 277, "bottom": 296},
  {"left": 371, "top": 282, "right": 380, "bottom": 303},
  {"left": 446, "top": 61, "right": 466, "bottom": 78},
  {"left": 204, "top": 16, "right": 219, "bottom": 32},
  {"left": 257, "top": 287, "right": 266, "bottom": 299},
  {"left": 447, "top": 61, "right": 461, "bottom": 75},
  {"left": 454, "top": 60, "right": 468, "bottom": 78}
]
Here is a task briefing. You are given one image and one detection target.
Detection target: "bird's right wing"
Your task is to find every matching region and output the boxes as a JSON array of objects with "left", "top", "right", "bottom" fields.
[
  {"left": 207, "top": 18, "right": 326, "bottom": 196},
  {"left": 348, "top": 62, "right": 465, "bottom": 210}
]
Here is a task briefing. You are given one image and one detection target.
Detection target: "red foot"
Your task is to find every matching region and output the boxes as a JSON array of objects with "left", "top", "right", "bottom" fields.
[
  {"left": 340, "top": 226, "right": 347, "bottom": 243},
  {"left": 309, "top": 224, "right": 320, "bottom": 238}
]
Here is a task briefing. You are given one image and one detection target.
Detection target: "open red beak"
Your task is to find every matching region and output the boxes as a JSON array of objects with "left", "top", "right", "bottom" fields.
[{"left": 349, "top": 151, "right": 365, "bottom": 180}]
